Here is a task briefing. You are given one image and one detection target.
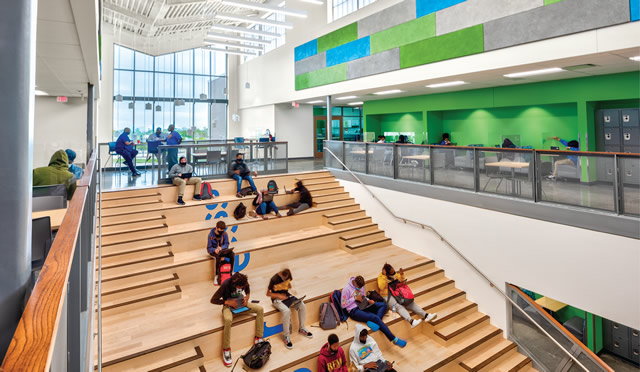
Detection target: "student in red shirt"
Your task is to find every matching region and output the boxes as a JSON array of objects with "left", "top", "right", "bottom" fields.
[{"left": 318, "top": 334, "right": 348, "bottom": 372}]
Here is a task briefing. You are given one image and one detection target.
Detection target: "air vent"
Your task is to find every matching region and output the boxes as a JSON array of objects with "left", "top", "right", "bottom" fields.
[{"left": 563, "top": 64, "right": 598, "bottom": 71}]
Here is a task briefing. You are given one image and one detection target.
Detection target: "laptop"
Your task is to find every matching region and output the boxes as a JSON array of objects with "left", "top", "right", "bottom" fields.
[
  {"left": 180, "top": 172, "right": 192, "bottom": 179},
  {"left": 229, "top": 296, "right": 249, "bottom": 314},
  {"left": 356, "top": 297, "right": 375, "bottom": 311},
  {"left": 365, "top": 360, "right": 389, "bottom": 372},
  {"left": 231, "top": 306, "right": 250, "bottom": 314},
  {"left": 282, "top": 295, "right": 306, "bottom": 308}
]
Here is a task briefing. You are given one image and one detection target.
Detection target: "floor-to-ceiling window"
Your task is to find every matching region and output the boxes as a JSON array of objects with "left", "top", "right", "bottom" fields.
[
  {"left": 332, "top": 0, "right": 376, "bottom": 21},
  {"left": 113, "top": 45, "right": 228, "bottom": 142}
]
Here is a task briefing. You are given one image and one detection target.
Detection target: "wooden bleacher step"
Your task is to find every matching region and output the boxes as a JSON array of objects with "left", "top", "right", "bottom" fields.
[
  {"left": 313, "top": 197, "right": 354, "bottom": 208},
  {"left": 102, "top": 273, "right": 180, "bottom": 302},
  {"left": 340, "top": 230, "right": 385, "bottom": 246},
  {"left": 101, "top": 194, "right": 164, "bottom": 208},
  {"left": 100, "top": 190, "right": 162, "bottom": 201},
  {"left": 434, "top": 311, "right": 490, "bottom": 342},
  {"left": 345, "top": 236, "right": 392, "bottom": 251},
  {"left": 305, "top": 181, "right": 341, "bottom": 191},
  {"left": 312, "top": 191, "right": 349, "bottom": 202},
  {"left": 101, "top": 251, "right": 174, "bottom": 276},
  {"left": 327, "top": 215, "right": 371, "bottom": 228},
  {"left": 101, "top": 222, "right": 168, "bottom": 238},
  {"left": 101, "top": 244, "right": 172, "bottom": 267},
  {"left": 102, "top": 285, "right": 182, "bottom": 314},
  {"left": 101, "top": 241, "right": 172, "bottom": 258},
  {"left": 478, "top": 348, "right": 531, "bottom": 371},
  {"left": 458, "top": 336, "right": 517, "bottom": 371},
  {"left": 323, "top": 209, "right": 364, "bottom": 220},
  {"left": 101, "top": 214, "right": 165, "bottom": 229},
  {"left": 101, "top": 198, "right": 163, "bottom": 209},
  {"left": 147, "top": 346, "right": 204, "bottom": 372},
  {"left": 308, "top": 186, "right": 344, "bottom": 196},
  {"left": 424, "top": 326, "right": 505, "bottom": 372}
]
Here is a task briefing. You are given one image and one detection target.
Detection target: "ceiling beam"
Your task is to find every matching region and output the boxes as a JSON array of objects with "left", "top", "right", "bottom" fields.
[
  {"left": 104, "top": 2, "right": 150, "bottom": 24},
  {"left": 142, "top": 0, "right": 169, "bottom": 37}
]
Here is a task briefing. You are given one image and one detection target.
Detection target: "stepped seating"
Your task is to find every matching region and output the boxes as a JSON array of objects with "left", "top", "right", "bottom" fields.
[{"left": 97, "top": 171, "right": 537, "bottom": 372}]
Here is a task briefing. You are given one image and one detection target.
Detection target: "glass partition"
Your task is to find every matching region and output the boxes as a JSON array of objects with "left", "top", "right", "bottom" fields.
[
  {"left": 479, "top": 149, "right": 533, "bottom": 199},
  {"left": 397, "top": 145, "right": 430, "bottom": 183},
  {"left": 324, "top": 140, "right": 344, "bottom": 170},
  {"left": 619, "top": 155, "right": 640, "bottom": 216},
  {"left": 368, "top": 143, "right": 394, "bottom": 178},
  {"left": 432, "top": 147, "right": 475, "bottom": 190},
  {"left": 537, "top": 152, "right": 616, "bottom": 212},
  {"left": 344, "top": 142, "right": 367, "bottom": 173}
]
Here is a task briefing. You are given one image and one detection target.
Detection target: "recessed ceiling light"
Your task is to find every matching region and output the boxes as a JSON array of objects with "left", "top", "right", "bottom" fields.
[
  {"left": 35, "top": 89, "right": 49, "bottom": 96},
  {"left": 210, "top": 24, "right": 281, "bottom": 38},
  {"left": 348, "top": 102, "right": 363, "bottom": 106},
  {"left": 203, "top": 40, "right": 264, "bottom": 51},
  {"left": 426, "top": 81, "right": 467, "bottom": 88},
  {"left": 373, "top": 89, "right": 404, "bottom": 95},
  {"left": 206, "top": 32, "right": 272, "bottom": 45},
  {"left": 305, "top": 100, "right": 324, "bottom": 104},
  {"left": 630, "top": 56, "right": 640, "bottom": 62},
  {"left": 504, "top": 67, "right": 564, "bottom": 78},
  {"left": 299, "top": 0, "right": 323, "bottom": 4},
  {"left": 203, "top": 47, "right": 257, "bottom": 57},
  {"left": 221, "top": 0, "right": 308, "bottom": 18},
  {"left": 336, "top": 96, "right": 357, "bottom": 100},
  {"left": 215, "top": 13, "right": 294, "bottom": 29}
]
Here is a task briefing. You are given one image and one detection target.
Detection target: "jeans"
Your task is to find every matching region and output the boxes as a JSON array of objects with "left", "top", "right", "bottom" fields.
[
  {"left": 386, "top": 296, "right": 426, "bottom": 322},
  {"left": 167, "top": 148, "right": 178, "bottom": 172},
  {"left": 172, "top": 177, "right": 202, "bottom": 197},
  {"left": 222, "top": 303, "right": 263, "bottom": 349},
  {"left": 257, "top": 201, "right": 279, "bottom": 215},
  {"left": 117, "top": 149, "right": 138, "bottom": 173},
  {"left": 232, "top": 173, "right": 257, "bottom": 193},
  {"left": 272, "top": 299, "right": 307, "bottom": 338},
  {"left": 349, "top": 302, "right": 394, "bottom": 341}
]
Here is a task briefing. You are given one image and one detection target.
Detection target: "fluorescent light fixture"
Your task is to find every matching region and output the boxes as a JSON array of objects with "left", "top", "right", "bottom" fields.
[
  {"left": 503, "top": 67, "right": 564, "bottom": 78},
  {"left": 206, "top": 31, "right": 272, "bottom": 44},
  {"left": 630, "top": 56, "right": 640, "bottom": 62},
  {"left": 35, "top": 89, "right": 49, "bottom": 96},
  {"left": 215, "top": 13, "right": 294, "bottom": 29},
  {"left": 426, "top": 81, "right": 467, "bottom": 88},
  {"left": 336, "top": 96, "right": 357, "bottom": 100},
  {"left": 305, "top": 100, "right": 324, "bottom": 104},
  {"left": 221, "top": 0, "right": 307, "bottom": 18},
  {"left": 210, "top": 24, "right": 281, "bottom": 38},
  {"left": 348, "top": 102, "right": 364, "bottom": 106},
  {"left": 299, "top": 0, "right": 323, "bottom": 4},
  {"left": 373, "top": 89, "right": 403, "bottom": 95},
  {"left": 203, "top": 40, "right": 264, "bottom": 51},
  {"left": 204, "top": 47, "right": 257, "bottom": 57}
]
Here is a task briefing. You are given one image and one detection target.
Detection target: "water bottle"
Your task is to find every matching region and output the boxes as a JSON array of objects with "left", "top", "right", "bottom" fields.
[{"left": 391, "top": 304, "right": 396, "bottom": 313}]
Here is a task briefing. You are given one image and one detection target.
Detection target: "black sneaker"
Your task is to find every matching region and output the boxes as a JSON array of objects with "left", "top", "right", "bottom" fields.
[
  {"left": 193, "top": 194, "right": 202, "bottom": 200},
  {"left": 177, "top": 197, "right": 185, "bottom": 205},
  {"left": 283, "top": 336, "right": 293, "bottom": 349}
]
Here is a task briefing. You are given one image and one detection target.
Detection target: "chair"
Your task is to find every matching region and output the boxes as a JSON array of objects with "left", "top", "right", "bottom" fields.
[
  {"left": 563, "top": 316, "right": 585, "bottom": 343},
  {"left": 32, "top": 217, "right": 52, "bottom": 270},
  {"left": 104, "top": 141, "right": 123, "bottom": 174},
  {"left": 33, "top": 184, "right": 67, "bottom": 208},
  {"left": 483, "top": 155, "right": 505, "bottom": 192},
  {"left": 33, "top": 196, "right": 65, "bottom": 212},
  {"left": 146, "top": 140, "right": 161, "bottom": 171},
  {"left": 206, "top": 150, "right": 223, "bottom": 174}
]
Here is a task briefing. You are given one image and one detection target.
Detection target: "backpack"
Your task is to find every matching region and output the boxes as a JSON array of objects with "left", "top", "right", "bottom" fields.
[
  {"left": 331, "top": 290, "right": 348, "bottom": 322},
  {"left": 388, "top": 280, "right": 415, "bottom": 306},
  {"left": 239, "top": 186, "right": 254, "bottom": 196},
  {"left": 232, "top": 340, "right": 271, "bottom": 370},
  {"left": 219, "top": 261, "right": 232, "bottom": 283},
  {"left": 234, "top": 203, "right": 246, "bottom": 219},
  {"left": 267, "top": 179, "right": 278, "bottom": 194},
  {"left": 319, "top": 302, "right": 340, "bottom": 330},
  {"left": 367, "top": 290, "right": 385, "bottom": 303},
  {"left": 200, "top": 182, "right": 214, "bottom": 200}
]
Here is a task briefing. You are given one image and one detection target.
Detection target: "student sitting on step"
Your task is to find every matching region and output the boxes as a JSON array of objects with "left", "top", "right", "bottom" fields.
[
  {"left": 249, "top": 188, "right": 282, "bottom": 220},
  {"left": 349, "top": 325, "right": 397, "bottom": 372},
  {"left": 266, "top": 268, "right": 313, "bottom": 349},
  {"left": 168, "top": 156, "right": 202, "bottom": 205},
  {"left": 318, "top": 333, "right": 348, "bottom": 372},
  {"left": 378, "top": 263, "right": 437, "bottom": 328},
  {"left": 229, "top": 153, "right": 257, "bottom": 197},
  {"left": 341, "top": 276, "right": 407, "bottom": 348},
  {"left": 283, "top": 180, "right": 312, "bottom": 216},
  {"left": 207, "top": 220, "right": 235, "bottom": 286},
  {"left": 210, "top": 272, "right": 264, "bottom": 368}
]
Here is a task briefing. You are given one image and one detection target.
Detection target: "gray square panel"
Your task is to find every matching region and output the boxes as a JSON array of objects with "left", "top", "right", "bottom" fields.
[
  {"left": 346, "top": 48, "right": 400, "bottom": 80},
  {"left": 358, "top": 0, "right": 417, "bottom": 39}
]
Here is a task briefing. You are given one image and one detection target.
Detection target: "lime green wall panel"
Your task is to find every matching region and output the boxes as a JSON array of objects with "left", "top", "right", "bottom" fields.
[
  {"left": 400, "top": 25, "right": 484, "bottom": 69},
  {"left": 366, "top": 112, "right": 426, "bottom": 144},
  {"left": 295, "top": 64, "right": 347, "bottom": 90},
  {"left": 370, "top": 14, "right": 435, "bottom": 55},
  {"left": 544, "top": 0, "right": 564, "bottom": 4},
  {"left": 317, "top": 23, "right": 358, "bottom": 53}
]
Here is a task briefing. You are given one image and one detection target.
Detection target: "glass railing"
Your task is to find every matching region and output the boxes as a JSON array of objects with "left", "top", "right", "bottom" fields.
[
  {"left": 324, "top": 141, "right": 640, "bottom": 216},
  {"left": 507, "top": 285, "right": 614, "bottom": 372}
]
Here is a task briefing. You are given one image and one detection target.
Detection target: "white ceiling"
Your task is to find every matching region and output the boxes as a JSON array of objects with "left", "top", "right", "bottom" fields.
[{"left": 36, "top": 0, "right": 100, "bottom": 97}]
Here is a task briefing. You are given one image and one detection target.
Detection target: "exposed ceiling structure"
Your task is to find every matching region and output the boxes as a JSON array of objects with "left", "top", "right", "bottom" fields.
[{"left": 103, "top": 0, "right": 305, "bottom": 56}]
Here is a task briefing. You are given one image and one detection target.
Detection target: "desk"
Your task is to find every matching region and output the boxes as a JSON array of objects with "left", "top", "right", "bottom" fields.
[
  {"left": 32, "top": 208, "right": 67, "bottom": 231},
  {"left": 485, "top": 161, "right": 530, "bottom": 196},
  {"left": 350, "top": 150, "right": 373, "bottom": 155},
  {"left": 402, "top": 154, "right": 430, "bottom": 161},
  {"left": 535, "top": 296, "right": 568, "bottom": 312}
]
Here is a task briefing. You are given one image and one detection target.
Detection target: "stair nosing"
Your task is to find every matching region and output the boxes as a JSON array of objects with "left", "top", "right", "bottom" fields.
[
  {"left": 100, "top": 192, "right": 161, "bottom": 202},
  {"left": 102, "top": 285, "right": 181, "bottom": 312},
  {"left": 102, "top": 199, "right": 163, "bottom": 209},
  {"left": 346, "top": 237, "right": 391, "bottom": 249},
  {"left": 340, "top": 230, "right": 383, "bottom": 241},
  {"left": 102, "top": 273, "right": 179, "bottom": 297},
  {"left": 147, "top": 346, "right": 203, "bottom": 372},
  {"left": 435, "top": 314, "right": 490, "bottom": 341},
  {"left": 101, "top": 223, "right": 168, "bottom": 237},
  {"left": 323, "top": 210, "right": 363, "bottom": 219},
  {"left": 328, "top": 215, "right": 370, "bottom": 225},
  {"left": 101, "top": 251, "right": 174, "bottom": 271},
  {"left": 102, "top": 242, "right": 172, "bottom": 259},
  {"left": 461, "top": 339, "right": 517, "bottom": 371},
  {"left": 431, "top": 302, "right": 478, "bottom": 326},
  {"left": 102, "top": 215, "right": 166, "bottom": 228}
]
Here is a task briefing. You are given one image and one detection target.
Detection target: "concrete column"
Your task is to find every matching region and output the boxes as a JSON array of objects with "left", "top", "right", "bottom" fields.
[
  {"left": 326, "top": 95, "right": 332, "bottom": 141},
  {"left": 0, "top": 0, "right": 37, "bottom": 359}
]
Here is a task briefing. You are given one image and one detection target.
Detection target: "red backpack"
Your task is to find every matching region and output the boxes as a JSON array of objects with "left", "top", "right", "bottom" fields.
[
  {"left": 220, "top": 261, "right": 232, "bottom": 283},
  {"left": 388, "top": 280, "right": 415, "bottom": 306},
  {"left": 201, "top": 182, "right": 215, "bottom": 200}
]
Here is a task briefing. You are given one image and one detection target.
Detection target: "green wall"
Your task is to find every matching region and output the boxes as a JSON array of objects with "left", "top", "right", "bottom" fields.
[{"left": 366, "top": 112, "right": 425, "bottom": 144}]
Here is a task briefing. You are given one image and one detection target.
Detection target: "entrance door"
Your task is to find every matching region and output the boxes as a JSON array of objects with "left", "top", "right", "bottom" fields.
[{"left": 314, "top": 116, "right": 343, "bottom": 158}]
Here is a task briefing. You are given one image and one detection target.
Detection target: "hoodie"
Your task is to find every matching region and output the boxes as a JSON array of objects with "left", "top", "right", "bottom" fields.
[
  {"left": 341, "top": 277, "right": 364, "bottom": 313},
  {"left": 33, "top": 150, "right": 77, "bottom": 200},
  {"left": 317, "top": 342, "right": 348, "bottom": 372},
  {"left": 349, "top": 324, "right": 386, "bottom": 372},
  {"left": 377, "top": 271, "right": 405, "bottom": 298}
]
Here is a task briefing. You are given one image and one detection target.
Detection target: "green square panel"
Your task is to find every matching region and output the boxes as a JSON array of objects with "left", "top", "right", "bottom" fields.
[
  {"left": 400, "top": 24, "right": 484, "bottom": 69},
  {"left": 317, "top": 23, "right": 358, "bottom": 53},
  {"left": 370, "top": 14, "right": 435, "bottom": 54},
  {"left": 544, "top": 0, "right": 564, "bottom": 4},
  {"left": 295, "top": 64, "right": 347, "bottom": 90}
]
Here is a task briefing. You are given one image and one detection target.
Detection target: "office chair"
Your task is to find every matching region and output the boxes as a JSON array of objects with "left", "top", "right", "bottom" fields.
[
  {"left": 32, "top": 196, "right": 66, "bottom": 212},
  {"left": 32, "top": 216, "right": 53, "bottom": 271},
  {"left": 33, "top": 184, "right": 67, "bottom": 208}
]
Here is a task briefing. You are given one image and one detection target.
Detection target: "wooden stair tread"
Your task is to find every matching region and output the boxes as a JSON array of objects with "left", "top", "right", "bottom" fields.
[
  {"left": 346, "top": 237, "right": 391, "bottom": 249},
  {"left": 324, "top": 209, "right": 364, "bottom": 219},
  {"left": 102, "top": 215, "right": 165, "bottom": 228},
  {"left": 430, "top": 299, "right": 477, "bottom": 326},
  {"left": 481, "top": 350, "right": 530, "bottom": 372},
  {"left": 102, "top": 273, "right": 179, "bottom": 296},
  {"left": 102, "top": 285, "right": 181, "bottom": 311},
  {"left": 314, "top": 197, "right": 353, "bottom": 204},
  {"left": 101, "top": 251, "right": 174, "bottom": 271},
  {"left": 435, "top": 311, "right": 490, "bottom": 341},
  {"left": 102, "top": 199, "right": 163, "bottom": 209},
  {"left": 147, "top": 346, "right": 203, "bottom": 372},
  {"left": 101, "top": 191, "right": 161, "bottom": 201},
  {"left": 340, "top": 229, "right": 382, "bottom": 241},
  {"left": 459, "top": 336, "right": 516, "bottom": 371},
  {"left": 328, "top": 215, "right": 370, "bottom": 225},
  {"left": 101, "top": 223, "right": 168, "bottom": 237},
  {"left": 102, "top": 241, "right": 172, "bottom": 258},
  {"left": 303, "top": 179, "right": 339, "bottom": 186}
]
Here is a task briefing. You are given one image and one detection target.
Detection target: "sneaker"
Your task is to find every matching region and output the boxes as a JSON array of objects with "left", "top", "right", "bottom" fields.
[
  {"left": 193, "top": 194, "right": 202, "bottom": 200},
  {"left": 545, "top": 175, "right": 557, "bottom": 181},
  {"left": 222, "top": 349, "right": 232, "bottom": 367},
  {"left": 392, "top": 337, "right": 407, "bottom": 348},
  {"left": 366, "top": 321, "right": 380, "bottom": 332},
  {"left": 276, "top": 213, "right": 282, "bottom": 218},
  {"left": 177, "top": 197, "right": 185, "bottom": 205},
  {"left": 254, "top": 337, "right": 264, "bottom": 344},
  {"left": 132, "top": 172, "right": 141, "bottom": 177},
  {"left": 424, "top": 313, "right": 438, "bottom": 323},
  {"left": 283, "top": 336, "right": 293, "bottom": 349},
  {"left": 410, "top": 318, "right": 423, "bottom": 328},
  {"left": 236, "top": 192, "right": 243, "bottom": 198},
  {"left": 214, "top": 276, "right": 219, "bottom": 286},
  {"left": 287, "top": 208, "right": 294, "bottom": 216},
  {"left": 298, "top": 328, "right": 313, "bottom": 338}
]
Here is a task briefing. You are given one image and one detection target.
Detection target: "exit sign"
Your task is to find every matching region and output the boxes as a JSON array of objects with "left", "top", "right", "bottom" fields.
[{"left": 57, "top": 96, "right": 68, "bottom": 103}]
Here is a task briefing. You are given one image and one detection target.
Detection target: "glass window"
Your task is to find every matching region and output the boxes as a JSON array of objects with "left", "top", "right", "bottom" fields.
[
  {"left": 175, "top": 74, "right": 193, "bottom": 99},
  {"left": 194, "top": 75, "right": 210, "bottom": 99},
  {"left": 155, "top": 53, "right": 174, "bottom": 73},
  {"left": 175, "top": 50, "right": 193, "bottom": 74},
  {"left": 114, "top": 70, "right": 133, "bottom": 96},
  {"left": 154, "top": 72, "right": 174, "bottom": 98},
  {"left": 174, "top": 102, "right": 194, "bottom": 136},
  {"left": 194, "top": 49, "right": 211, "bottom": 75},
  {"left": 114, "top": 45, "right": 134, "bottom": 69},
  {"left": 214, "top": 52, "right": 226, "bottom": 76},
  {"left": 332, "top": 0, "right": 376, "bottom": 21},
  {"left": 135, "top": 51, "right": 154, "bottom": 71},
  {"left": 133, "top": 101, "right": 154, "bottom": 141},
  {"left": 194, "top": 102, "right": 210, "bottom": 139},
  {"left": 134, "top": 71, "right": 153, "bottom": 97},
  {"left": 113, "top": 100, "right": 133, "bottom": 138},
  {"left": 154, "top": 101, "right": 174, "bottom": 130}
]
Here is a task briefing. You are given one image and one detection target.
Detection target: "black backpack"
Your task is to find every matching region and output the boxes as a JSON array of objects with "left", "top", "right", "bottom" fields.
[
  {"left": 239, "top": 186, "right": 254, "bottom": 196},
  {"left": 267, "top": 179, "right": 278, "bottom": 194},
  {"left": 200, "top": 182, "right": 214, "bottom": 200},
  {"left": 234, "top": 203, "right": 246, "bottom": 219},
  {"left": 231, "top": 340, "right": 271, "bottom": 370}
]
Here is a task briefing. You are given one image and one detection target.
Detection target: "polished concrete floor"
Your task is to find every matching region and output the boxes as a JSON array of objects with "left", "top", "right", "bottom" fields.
[{"left": 100, "top": 158, "right": 324, "bottom": 190}]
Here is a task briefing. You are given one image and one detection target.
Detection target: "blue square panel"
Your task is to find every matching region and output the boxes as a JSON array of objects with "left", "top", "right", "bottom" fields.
[
  {"left": 295, "top": 39, "right": 318, "bottom": 62},
  {"left": 416, "top": 0, "right": 466, "bottom": 18},
  {"left": 631, "top": 0, "right": 640, "bottom": 21},
  {"left": 326, "top": 36, "right": 370, "bottom": 67}
]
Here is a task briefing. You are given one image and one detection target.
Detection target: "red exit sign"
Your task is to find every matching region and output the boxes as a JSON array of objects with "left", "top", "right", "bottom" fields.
[{"left": 57, "top": 96, "right": 68, "bottom": 103}]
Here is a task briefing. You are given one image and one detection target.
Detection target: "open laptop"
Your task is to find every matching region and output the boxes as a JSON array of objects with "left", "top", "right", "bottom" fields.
[
  {"left": 180, "top": 172, "right": 192, "bottom": 179},
  {"left": 283, "top": 295, "right": 306, "bottom": 308},
  {"left": 356, "top": 298, "right": 375, "bottom": 311},
  {"left": 229, "top": 296, "right": 249, "bottom": 314}
]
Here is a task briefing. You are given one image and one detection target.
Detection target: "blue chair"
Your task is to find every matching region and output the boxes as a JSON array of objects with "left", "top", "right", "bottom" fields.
[
  {"left": 105, "top": 141, "right": 123, "bottom": 174},
  {"left": 146, "top": 140, "right": 162, "bottom": 171}
]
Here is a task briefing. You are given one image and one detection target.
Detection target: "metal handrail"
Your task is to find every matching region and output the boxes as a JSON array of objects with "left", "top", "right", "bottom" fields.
[{"left": 323, "top": 147, "right": 590, "bottom": 372}]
